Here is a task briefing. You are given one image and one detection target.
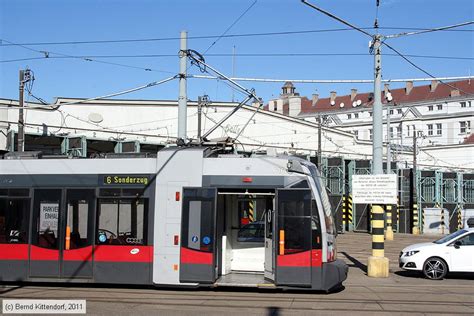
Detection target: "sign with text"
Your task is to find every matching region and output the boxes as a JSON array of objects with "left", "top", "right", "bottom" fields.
[
  {"left": 39, "top": 203, "right": 59, "bottom": 234},
  {"left": 352, "top": 174, "right": 397, "bottom": 204},
  {"left": 102, "top": 175, "right": 149, "bottom": 186}
]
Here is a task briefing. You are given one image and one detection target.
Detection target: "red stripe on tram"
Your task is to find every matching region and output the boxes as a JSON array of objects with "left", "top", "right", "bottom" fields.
[
  {"left": 180, "top": 247, "right": 213, "bottom": 265},
  {"left": 63, "top": 246, "right": 93, "bottom": 261},
  {"left": 0, "top": 244, "right": 29, "bottom": 260},
  {"left": 311, "top": 249, "right": 323, "bottom": 267},
  {"left": 30, "top": 245, "right": 60, "bottom": 260},
  {"left": 94, "top": 245, "right": 152, "bottom": 262},
  {"left": 277, "top": 250, "right": 312, "bottom": 267},
  {"left": 277, "top": 250, "right": 323, "bottom": 267}
]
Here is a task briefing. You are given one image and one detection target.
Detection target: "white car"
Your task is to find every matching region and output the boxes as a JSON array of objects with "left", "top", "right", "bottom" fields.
[{"left": 399, "top": 228, "right": 474, "bottom": 280}]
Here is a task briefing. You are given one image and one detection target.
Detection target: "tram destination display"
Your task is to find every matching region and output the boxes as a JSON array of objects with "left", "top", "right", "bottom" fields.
[{"left": 102, "top": 175, "right": 149, "bottom": 186}]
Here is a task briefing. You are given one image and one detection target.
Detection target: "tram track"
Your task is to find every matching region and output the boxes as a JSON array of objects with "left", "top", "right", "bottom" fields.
[
  {"left": 1, "top": 286, "right": 472, "bottom": 306},
  {"left": 1, "top": 293, "right": 472, "bottom": 315}
]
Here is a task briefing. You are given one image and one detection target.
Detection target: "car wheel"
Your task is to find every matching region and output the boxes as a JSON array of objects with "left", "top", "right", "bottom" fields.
[{"left": 423, "top": 257, "right": 448, "bottom": 280}]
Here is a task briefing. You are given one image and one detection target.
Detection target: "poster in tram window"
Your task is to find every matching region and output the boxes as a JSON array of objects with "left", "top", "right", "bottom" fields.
[{"left": 39, "top": 203, "right": 59, "bottom": 234}]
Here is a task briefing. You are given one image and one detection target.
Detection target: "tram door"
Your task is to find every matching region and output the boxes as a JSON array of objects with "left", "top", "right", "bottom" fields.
[
  {"left": 180, "top": 187, "right": 217, "bottom": 284},
  {"left": 30, "top": 189, "right": 95, "bottom": 279},
  {"left": 264, "top": 208, "right": 275, "bottom": 281},
  {"left": 275, "top": 188, "right": 312, "bottom": 287}
]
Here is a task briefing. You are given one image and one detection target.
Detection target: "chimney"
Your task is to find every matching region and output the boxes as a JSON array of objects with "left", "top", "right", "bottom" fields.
[
  {"left": 405, "top": 81, "right": 413, "bottom": 95},
  {"left": 330, "top": 91, "right": 337, "bottom": 104},
  {"left": 350, "top": 88, "right": 357, "bottom": 101},
  {"left": 430, "top": 80, "right": 439, "bottom": 92},
  {"left": 450, "top": 89, "right": 460, "bottom": 97},
  {"left": 312, "top": 93, "right": 319, "bottom": 107}
]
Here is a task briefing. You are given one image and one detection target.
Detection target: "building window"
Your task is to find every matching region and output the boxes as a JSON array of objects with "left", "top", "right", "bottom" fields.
[
  {"left": 397, "top": 109, "right": 403, "bottom": 114},
  {"left": 437, "top": 104, "right": 443, "bottom": 110},
  {"left": 461, "top": 101, "right": 466, "bottom": 108},
  {"left": 428, "top": 105, "right": 433, "bottom": 111},
  {"left": 369, "top": 129, "right": 373, "bottom": 140},
  {"left": 273, "top": 101, "right": 277, "bottom": 111},
  {"left": 369, "top": 112, "right": 373, "bottom": 117},
  {"left": 427, "top": 124, "right": 433, "bottom": 136},
  {"left": 389, "top": 109, "right": 394, "bottom": 115},
  {"left": 389, "top": 127, "right": 394, "bottom": 139},
  {"left": 460, "top": 121, "right": 471, "bottom": 134},
  {"left": 347, "top": 114, "right": 352, "bottom": 119},
  {"left": 396, "top": 126, "right": 401, "bottom": 138},
  {"left": 436, "top": 123, "right": 442, "bottom": 135},
  {"left": 354, "top": 130, "right": 359, "bottom": 139},
  {"left": 354, "top": 113, "right": 359, "bottom": 119}
]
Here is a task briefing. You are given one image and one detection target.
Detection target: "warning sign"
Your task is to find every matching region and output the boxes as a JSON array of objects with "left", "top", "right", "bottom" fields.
[
  {"left": 39, "top": 203, "right": 59, "bottom": 234},
  {"left": 352, "top": 174, "right": 397, "bottom": 204}
]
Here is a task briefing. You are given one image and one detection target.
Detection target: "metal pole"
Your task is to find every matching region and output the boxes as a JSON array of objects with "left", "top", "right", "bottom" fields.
[
  {"left": 18, "top": 70, "right": 25, "bottom": 152},
  {"left": 178, "top": 31, "right": 188, "bottom": 141},
  {"left": 412, "top": 126, "right": 420, "bottom": 234},
  {"left": 197, "top": 96, "right": 202, "bottom": 142},
  {"left": 318, "top": 113, "right": 322, "bottom": 170},
  {"left": 373, "top": 34, "right": 383, "bottom": 175},
  {"left": 368, "top": 33, "right": 389, "bottom": 277},
  {"left": 385, "top": 107, "right": 394, "bottom": 240},
  {"left": 386, "top": 109, "right": 391, "bottom": 174}
]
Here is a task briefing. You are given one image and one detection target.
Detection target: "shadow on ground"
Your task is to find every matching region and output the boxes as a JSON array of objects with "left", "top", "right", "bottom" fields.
[{"left": 340, "top": 251, "right": 367, "bottom": 273}]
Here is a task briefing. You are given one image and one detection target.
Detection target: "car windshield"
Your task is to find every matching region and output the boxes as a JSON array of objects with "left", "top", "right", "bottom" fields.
[{"left": 433, "top": 229, "right": 467, "bottom": 244}]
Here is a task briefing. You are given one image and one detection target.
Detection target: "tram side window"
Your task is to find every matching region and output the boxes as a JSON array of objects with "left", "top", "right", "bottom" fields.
[
  {"left": 97, "top": 199, "right": 147, "bottom": 245},
  {"left": 278, "top": 200, "right": 311, "bottom": 254},
  {"left": 0, "top": 199, "right": 29, "bottom": 244},
  {"left": 278, "top": 215, "right": 311, "bottom": 254}
]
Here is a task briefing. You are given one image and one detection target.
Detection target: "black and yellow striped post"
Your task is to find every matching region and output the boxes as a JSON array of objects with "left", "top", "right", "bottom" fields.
[
  {"left": 412, "top": 203, "right": 420, "bottom": 235},
  {"left": 347, "top": 194, "right": 353, "bottom": 231},
  {"left": 367, "top": 204, "right": 389, "bottom": 278},
  {"left": 370, "top": 205, "right": 373, "bottom": 230},
  {"left": 396, "top": 198, "right": 400, "bottom": 233},
  {"left": 422, "top": 207, "right": 425, "bottom": 230},
  {"left": 248, "top": 198, "right": 255, "bottom": 222},
  {"left": 457, "top": 206, "right": 463, "bottom": 230},
  {"left": 342, "top": 196, "right": 346, "bottom": 232},
  {"left": 385, "top": 204, "right": 394, "bottom": 240},
  {"left": 441, "top": 208, "right": 446, "bottom": 235}
]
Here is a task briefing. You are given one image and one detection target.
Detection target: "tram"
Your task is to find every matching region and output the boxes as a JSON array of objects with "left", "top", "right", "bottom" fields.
[{"left": 0, "top": 146, "right": 347, "bottom": 291}]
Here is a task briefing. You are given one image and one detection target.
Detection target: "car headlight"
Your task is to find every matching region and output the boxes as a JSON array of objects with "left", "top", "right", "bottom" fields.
[{"left": 405, "top": 250, "right": 419, "bottom": 257}]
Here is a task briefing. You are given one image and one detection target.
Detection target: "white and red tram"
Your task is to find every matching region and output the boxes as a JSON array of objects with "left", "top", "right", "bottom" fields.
[{"left": 0, "top": 147, "right": 347, "bottom": 291}]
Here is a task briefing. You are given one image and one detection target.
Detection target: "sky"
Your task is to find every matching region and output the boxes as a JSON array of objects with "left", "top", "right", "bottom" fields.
[{"left": 1, "top": 0, "right": 473, "bottom": 105}]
